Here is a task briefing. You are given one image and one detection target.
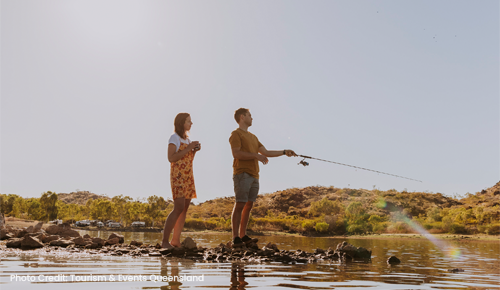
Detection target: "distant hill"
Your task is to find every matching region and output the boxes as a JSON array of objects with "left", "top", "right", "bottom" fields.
[
  {"left": 57, "top": 191, "right": 110, "bottom": 205},
  {"left": 458, "top": 181, "right": 500, "bottom": 209}
]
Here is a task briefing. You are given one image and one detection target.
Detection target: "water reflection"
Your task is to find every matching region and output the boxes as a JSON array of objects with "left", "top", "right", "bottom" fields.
[
  {"left": 1, "top": 232, "right": 499, "bottom": 289},
  {"left": 230, "top": 263, "right": 247, "bottom": 290}
]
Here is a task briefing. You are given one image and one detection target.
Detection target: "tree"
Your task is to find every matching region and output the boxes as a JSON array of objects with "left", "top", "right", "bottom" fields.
[
  {"left": 40, "top": 191, "right": 58, "bottom": 221},
  {"left": 112, "top": 195, "right": 133, "bottom": 224},
  {"left": 147, "top": 195, "right": 167, "bottom": 227},
  {"left": 90, "top": 199, "right": 114, "bottom": 221}
]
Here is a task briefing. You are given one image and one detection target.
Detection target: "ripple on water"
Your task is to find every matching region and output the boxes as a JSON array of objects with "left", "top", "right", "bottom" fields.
[{"left": 1, "top": 233, "right": 499, "bottom": 289}]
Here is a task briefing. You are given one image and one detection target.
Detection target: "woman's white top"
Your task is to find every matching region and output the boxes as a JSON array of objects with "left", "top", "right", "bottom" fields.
[{"left": 168, "top": 133, "right": 191, "bottom": 155}]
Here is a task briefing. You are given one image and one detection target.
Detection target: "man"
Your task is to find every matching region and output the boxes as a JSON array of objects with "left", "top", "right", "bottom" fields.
[{"left": 229, "top": 108, "right": 297, "bottom": 247}]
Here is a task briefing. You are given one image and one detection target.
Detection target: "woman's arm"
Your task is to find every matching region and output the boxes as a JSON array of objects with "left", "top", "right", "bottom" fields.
[{"left": 168, "top": 141, "right": 199, "bottom": 163}]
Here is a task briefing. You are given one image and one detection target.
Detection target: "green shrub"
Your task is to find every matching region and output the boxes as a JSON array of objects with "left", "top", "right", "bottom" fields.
[
  {"left": 449, "top": 223, "right": 467, "bottom": 234},
  {"left": 486, "top": 224, "right": 500, "bottom": 235},
  {"left": 372, "top": 222, "right": 388, "bottom": 233},
  {"left": 184, "top": 218, "right": 206, "bottom": 230},
  {"left": 302, "top": 220, "right": 315, "bottom": 231},
  {"left": 347, "top": 224, "right": 367, "bottom": 234},
  {"left": 387, "top": 221, "right": 411, "bottom": 233},
  {"left": 315, "top": 222, "right": 329, "bottom": 233}
]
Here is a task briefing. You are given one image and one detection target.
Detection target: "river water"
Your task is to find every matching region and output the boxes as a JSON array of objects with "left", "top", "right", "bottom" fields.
[{"left": 1, "top": 231, "right": 499, "bottom": 289}]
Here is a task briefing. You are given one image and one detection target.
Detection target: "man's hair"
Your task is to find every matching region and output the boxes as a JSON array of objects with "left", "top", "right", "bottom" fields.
[
  {"left": 234, "top": 108, "right": 249, "bottom": 123},
  {"left": 174, "top": 112, "right": 190, "bottom": 139}
]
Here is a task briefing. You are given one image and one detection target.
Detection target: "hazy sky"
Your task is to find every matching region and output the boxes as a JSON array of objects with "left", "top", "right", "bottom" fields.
[{"left": 1, "top": 1, "right": 498, "bottom": 203}]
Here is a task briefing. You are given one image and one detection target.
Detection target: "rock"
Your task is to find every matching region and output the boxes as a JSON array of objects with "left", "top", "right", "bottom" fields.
[
  {"left": 73, "top": 237, "right": 92, "bottom": 247},
  {"left": 26, "top": 226, "right": 35, "bottom": 233},
  {"left": 387, "top": 256, "right": 401, "bottom": 265},
  {"left": 0, "top": 213, "right": 5, "bottom": 229},
  {"left": 181, "top": 237, "right": 197, "bottom": 250},
  {"left": 46, "top": 224, "right": 80, "bottom": 238},
  {"left": 0, "top": 228, "right": 14, "bottom": 240},
  {"left": 17, "top": 228, "right": 28, "bottom": 238},
  {"left": 49, "top": 239, "right": 74, "bottom": 247},
  {"left": 92, "top": 237, "right": 105, "bottom": 247},
  {"left": 6, "top": 238, "right": 23, "bottom": 248},
  {"left": 108, "top": 233, "right": 124, "bottom": 244},
  {"left": 34, "top": 222, "right": 44, "bottom": 232},
  {"left": 105, "top": 237, "right": 120, "bottom": 245},
  {"left": 448, "top": 268, "right": 464, "bottom": 273},
  {"left": 130, "top": 240, "right": 143, "bottom": 247},
  {"left": 42, "top": 235, "right": 60, "bottom": 243},
  {"left": 335, "top": 241, "right": 371, "bottom": 260},
  {"left": 265, "top": 242, "right": 279, "bottom": 252},
  {"left": 21, "top": 236, "right": 44, "bottom": 249},
  {"left": 314, "top": 248, "right": 325, "bottom": 254},
  {"left": 83, "top": 234, "right": 91, "bottom": 239}
]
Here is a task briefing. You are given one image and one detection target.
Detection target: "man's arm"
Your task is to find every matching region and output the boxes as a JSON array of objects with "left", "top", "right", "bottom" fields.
[
  {"left": 232, "top": 147, "right": 269, "bottom": 164},
  {"left": 259, "top": 146, "right": 297, "bottom": 157}
]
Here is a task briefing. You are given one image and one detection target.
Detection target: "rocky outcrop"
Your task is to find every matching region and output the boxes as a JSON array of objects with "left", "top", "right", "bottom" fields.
[{"left": 336, "top": 241, "right": 372, "bottom": 261}]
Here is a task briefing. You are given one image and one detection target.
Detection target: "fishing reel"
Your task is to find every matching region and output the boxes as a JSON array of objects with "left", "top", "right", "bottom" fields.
[{"left": 298, "top": 158, "right": 309, "bottom": 167}]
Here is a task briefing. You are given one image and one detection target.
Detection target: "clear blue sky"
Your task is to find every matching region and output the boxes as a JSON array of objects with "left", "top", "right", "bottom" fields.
[{"left": 1, "top": 1, "right": 498, "bottom": 202}]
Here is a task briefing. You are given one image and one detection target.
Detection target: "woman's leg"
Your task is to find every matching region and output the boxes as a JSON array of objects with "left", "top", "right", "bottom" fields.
[
  {"left": 170, "top": 198, "right": 191, "bottom": 247},
  {"left": 161, "top": 197, "right": 186, "bottom": 248}
]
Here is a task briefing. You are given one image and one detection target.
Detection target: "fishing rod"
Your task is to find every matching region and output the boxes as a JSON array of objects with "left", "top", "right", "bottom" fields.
[{"left": 296, "top": 154, "right": 422, "bottom": 183}]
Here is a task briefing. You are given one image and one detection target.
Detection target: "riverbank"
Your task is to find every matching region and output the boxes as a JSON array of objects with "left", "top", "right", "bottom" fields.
[{"left": 5, "top": 217, "right": 499, "bottom": 242}]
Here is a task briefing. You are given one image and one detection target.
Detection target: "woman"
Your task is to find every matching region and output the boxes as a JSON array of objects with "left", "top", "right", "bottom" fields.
[{"left": 161, "top": 113, "right": 200, "bottom": 249}]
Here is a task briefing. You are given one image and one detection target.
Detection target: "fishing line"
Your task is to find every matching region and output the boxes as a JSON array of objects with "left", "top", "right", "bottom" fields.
[{"left": 296, "top": 154, "right": 422, "bottom": 183}]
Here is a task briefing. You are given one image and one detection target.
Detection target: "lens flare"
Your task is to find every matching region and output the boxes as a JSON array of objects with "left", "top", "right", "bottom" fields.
[
  {"left": 376, "top": 198, "right": 387, "bottom": 209},
  {"left": 379, "top": 197, "right": 461, "bottom": 259}
]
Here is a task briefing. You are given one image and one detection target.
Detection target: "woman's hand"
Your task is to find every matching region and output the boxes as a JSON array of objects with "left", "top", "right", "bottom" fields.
[{"left": 187, "top": 141, "right": 200, "bottom": 151}]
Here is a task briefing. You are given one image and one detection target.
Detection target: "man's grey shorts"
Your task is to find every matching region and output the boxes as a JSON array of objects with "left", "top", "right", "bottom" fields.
[{"left": 233, "top": 172, "right": 259, "bottom": 202}]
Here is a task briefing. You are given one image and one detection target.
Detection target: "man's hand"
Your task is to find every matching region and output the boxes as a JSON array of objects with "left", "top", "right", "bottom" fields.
[
  {"left": 256, "top": 154, "right": 269, "bottom": 165},
  {"left": 284, "top": 150, "right": 297, "bottom": 157}
]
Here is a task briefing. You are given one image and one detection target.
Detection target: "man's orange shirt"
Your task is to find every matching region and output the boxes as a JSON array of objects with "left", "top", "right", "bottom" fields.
[{"left": 229, "top": 128, "right": 263, "bottom": 179}]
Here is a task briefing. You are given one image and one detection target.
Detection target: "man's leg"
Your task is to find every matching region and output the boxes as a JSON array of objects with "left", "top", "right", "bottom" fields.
[
  {"left": 239, "top": 201, "right": 253, "bottom": 238},
  {"left": 231, "top": 202, "right": 246, "bottom": 239}
]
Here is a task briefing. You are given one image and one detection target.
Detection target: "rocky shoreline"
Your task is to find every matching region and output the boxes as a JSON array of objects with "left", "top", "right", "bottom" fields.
[{"left": 1, "top": 222, "right": 381, "bottom": 265}]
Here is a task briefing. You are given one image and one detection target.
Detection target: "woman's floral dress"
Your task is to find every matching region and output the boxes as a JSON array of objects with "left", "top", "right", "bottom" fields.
[{"left": 170, "top": 142, "right": 197, "bottom": 199}]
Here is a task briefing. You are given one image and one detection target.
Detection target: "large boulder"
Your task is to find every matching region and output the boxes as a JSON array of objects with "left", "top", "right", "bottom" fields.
[
  {"left": 108, "top": 233, "right": 124, "bottom": 244},
  {"left": 335, "top": 241, "right": 372, "bottom": 260},
  {"left": 45, "top": 223, "right": 80, "bottom": 238},
  {"left": 21, "top": 236, "right": 44, "bottom": 249}
]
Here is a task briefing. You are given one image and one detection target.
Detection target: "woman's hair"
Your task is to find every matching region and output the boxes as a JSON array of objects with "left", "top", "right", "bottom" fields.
[{"left": 174, "top": 113, "right": 190, "bottom": 139}]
